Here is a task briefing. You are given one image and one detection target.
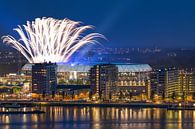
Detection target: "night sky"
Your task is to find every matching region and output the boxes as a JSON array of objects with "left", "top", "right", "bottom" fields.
[{"left": 0, "top": 0, "right": 195, "bottom": 48}]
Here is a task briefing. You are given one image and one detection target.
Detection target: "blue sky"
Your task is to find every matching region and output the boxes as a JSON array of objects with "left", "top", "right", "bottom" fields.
[{"left": 0, "top": 0, "right": 195, "bottom": 48}]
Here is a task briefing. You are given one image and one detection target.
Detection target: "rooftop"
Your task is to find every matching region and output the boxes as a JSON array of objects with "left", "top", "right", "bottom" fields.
[{"left": 22, "top": 63, "right": 152, "bottom": 73}]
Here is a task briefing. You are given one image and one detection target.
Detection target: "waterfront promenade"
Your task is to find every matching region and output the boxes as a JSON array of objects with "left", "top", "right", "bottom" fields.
[{"left": 0, "top": 100, "right": 173, "bottom": 108}]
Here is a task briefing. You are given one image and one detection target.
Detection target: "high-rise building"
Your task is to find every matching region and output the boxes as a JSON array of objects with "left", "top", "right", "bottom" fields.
[
  {"left": 179, "top": 70, "right": 195, "bottom": 98},
  {"left": 90, "top": 64, "right": 118, "bottom": 100},
  {"left": 150, "top": 70, "right": 159, "bottom": 99},
  {"left": 151, "top": 67, "right": 179, "bottom": 98},
  {"left": 23, "top": 63, "right": 152, "bottom": 99},
  {"left": 32, "top": 62, "right": 57, "bottom": 94}
]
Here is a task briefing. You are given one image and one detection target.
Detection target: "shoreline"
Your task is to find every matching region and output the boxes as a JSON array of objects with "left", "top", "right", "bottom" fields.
[
  {"left": 37, "top": 102, "right": 169, "bottom": 108},
  {"left": 0, "top": 101, "right": 170, "bottom": 108},
  {"left": 0, "top": 100, "right": 186, "bottom": 108}
]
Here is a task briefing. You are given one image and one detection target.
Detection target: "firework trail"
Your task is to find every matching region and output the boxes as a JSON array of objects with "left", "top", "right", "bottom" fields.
[{"left": 2, "top": 17, "right": 104, "bottom": 63}]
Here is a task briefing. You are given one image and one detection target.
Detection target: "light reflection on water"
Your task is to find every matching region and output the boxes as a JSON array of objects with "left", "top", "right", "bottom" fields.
[{"left": 0, "top": 107, "right": 194, "bottom": 129}]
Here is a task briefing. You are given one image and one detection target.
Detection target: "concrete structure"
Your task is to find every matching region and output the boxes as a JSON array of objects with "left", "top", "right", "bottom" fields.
[
  {"left": 23, "top": 63, "right": 90, "bottom": 85},
  {"left": 117, "top": 64, "right": 152, "bottom": 100},
  {"left": 90, "top": 64, "right": 118, "bottom": 100},
  {"left": 32, "top": 62, "right": 57, "bottom": 94},
  {"left": 23, "top": 63, "right": 152, "bottom": 99},
  {"left": 151, "top": 67, "right": 179, "bottom": 98},
  {"left": 179, "top": 70, "right": 195, "bottom": 98}
]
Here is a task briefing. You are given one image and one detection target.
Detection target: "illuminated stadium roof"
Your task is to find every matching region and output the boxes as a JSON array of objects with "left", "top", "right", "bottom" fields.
[
  {"left": 57, "top": 64, "right": 91, "bottom": 72},
  {"left": 22, "top": 63, "right": 91, "bottom": 72},
  {"left": 22, "top": 63, "right": 152, "bottom": 73},
  {"left": 116, "top": 64, "right": 152, "bottom": 72}
]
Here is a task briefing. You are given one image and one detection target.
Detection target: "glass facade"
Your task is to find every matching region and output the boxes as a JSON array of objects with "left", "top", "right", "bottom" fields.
[
  {"left": 179, "top": 70, "right": 195, "bottom": 99},
  {"left": 32, "top": 63, "right": 57, "bottom": 94},
  {"left": 90, "top": 64, "right": 118, "bottom": 100},
  {"left": 23, "top": 63, "right": 152, "bottom": 99}
]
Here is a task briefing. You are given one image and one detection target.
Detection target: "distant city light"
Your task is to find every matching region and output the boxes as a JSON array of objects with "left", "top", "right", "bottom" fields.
[{"left": 2, "top": 17, "right": 104, "bottom": 63}]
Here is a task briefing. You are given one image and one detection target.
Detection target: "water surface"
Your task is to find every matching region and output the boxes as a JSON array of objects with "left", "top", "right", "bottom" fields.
[{"left": 0, "top": 106, "right": 195, "bottom": 129}]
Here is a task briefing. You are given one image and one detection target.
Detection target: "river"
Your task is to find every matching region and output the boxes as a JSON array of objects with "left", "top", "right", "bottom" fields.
[{"left": 0, "top": 106, "right": 194, "bottom": 129}]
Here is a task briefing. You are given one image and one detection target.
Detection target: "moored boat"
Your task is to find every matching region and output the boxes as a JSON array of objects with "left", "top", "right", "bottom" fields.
[
  {"left": 167, "top": 103, "right": 195, "bottom": 110},
  {"left": 0, "top": 110, "right": 45, "bottom": 114},
  {"left": 3, "top": 103, "right": 21, "bottom": 108}
]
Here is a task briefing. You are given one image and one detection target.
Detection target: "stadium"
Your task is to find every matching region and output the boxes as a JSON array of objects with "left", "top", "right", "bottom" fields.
[{"left": 22, "top": 63, "right": 152, "bottom": 98}]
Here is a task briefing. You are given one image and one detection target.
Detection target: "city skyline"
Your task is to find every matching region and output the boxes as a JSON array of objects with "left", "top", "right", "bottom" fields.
[{"left": 0, "top": 1, "right": 195, "bottom": 129}]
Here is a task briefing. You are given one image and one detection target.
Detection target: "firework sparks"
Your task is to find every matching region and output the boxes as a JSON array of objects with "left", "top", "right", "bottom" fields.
[{"left": 2, "top": 17, "right": 104, "bottom": 63}]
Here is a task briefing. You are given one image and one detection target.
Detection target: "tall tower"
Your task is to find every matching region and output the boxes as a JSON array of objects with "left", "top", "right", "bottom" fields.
[
  {"left": 151, "top": 67, "right": 179, "bottom": 98},
  {"left": 90, "top": 64, "right": 118, "bottom": 100},
  {"left": 32, "top": 62, "right": 57, "bottom": 95},
  {"left": 179, "top": 70, "right": 195, "bottom": 99}
]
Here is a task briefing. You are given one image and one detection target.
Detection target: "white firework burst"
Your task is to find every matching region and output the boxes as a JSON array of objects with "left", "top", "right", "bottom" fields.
[{"left": 2, "top": 17, "right": 104, "bottom": 63}]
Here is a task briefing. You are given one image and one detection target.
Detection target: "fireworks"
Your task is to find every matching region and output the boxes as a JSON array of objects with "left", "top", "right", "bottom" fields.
[{"left": 2, "top": 17, "right": 104, "bottom": 63}]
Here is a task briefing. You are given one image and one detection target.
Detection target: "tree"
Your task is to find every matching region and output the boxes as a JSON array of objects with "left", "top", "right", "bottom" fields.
[
  {"left": 119, "top": 91, "right": 123, "bottom": 100},
  {"left": 58, "top": 79, "right": 66, "bottom": 85},
  {"left": 42, "top": 91, "right": 46, "bottom": 99},
  {"left": 171, "top": 92, "right": 176, "bottom": 100},
  {"left": 52, "top": 91, "right": 55, "bottom": 99},
  {"left": 109, "top": 92, "right": 112, "bottom": 100},
  {"left": 77, "top": 79, "right": 84, "bottom": 85},
  {"left": 62, "top": 91, "right": 65, "bottom": 99},
  {"left": 71, "top": 91, "right": 74, "bottom": 99},
  {"left": 129, "top": 91, "right": 133, "bottom": 100},
  {"left": 89, "top": 91, "right": 92, "bottom": 100},
  {"left": 151, "top": 91, "right": 155, "bottom": 100},
  {"left": 192, "top": 93, "right": 195, "bottom": 100}
]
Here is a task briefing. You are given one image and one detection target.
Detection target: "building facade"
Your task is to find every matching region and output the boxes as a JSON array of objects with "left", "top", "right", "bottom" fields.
[
  {"left": 32, "top": 62, "right": 57, "bottom": 94},
  {"left": 179, "top": 69, "right": 195, "bottom": 99},
  {"left": 117, "top": 64, "right": 152, "bottom": 100},
  {"left": 23, "top": 63, "right": 152, "bottom": 100},
  {"left": 90, "top": 64, "right": 118, "bottom": 100},
  {"left": 151, "top": 67, "right": 179, "bottom": 99}
]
